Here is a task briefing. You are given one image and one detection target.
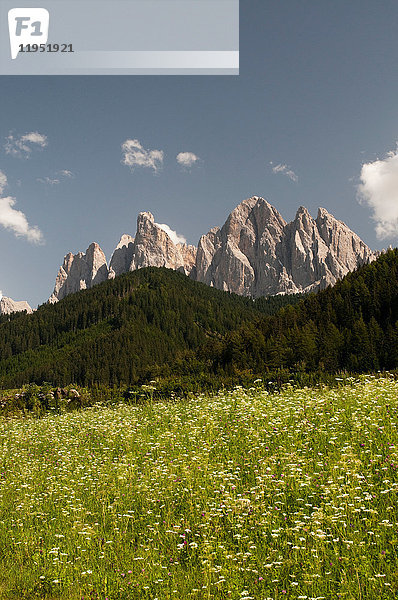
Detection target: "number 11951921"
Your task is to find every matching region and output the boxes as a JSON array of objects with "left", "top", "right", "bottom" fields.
[{"left": 18, "top": 43, "right": 74, "bottom": 53}]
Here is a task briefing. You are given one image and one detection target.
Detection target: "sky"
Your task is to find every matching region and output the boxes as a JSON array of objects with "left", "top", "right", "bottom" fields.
[{"left": 2, "top": 0, "right": 398, "bottom": 307}]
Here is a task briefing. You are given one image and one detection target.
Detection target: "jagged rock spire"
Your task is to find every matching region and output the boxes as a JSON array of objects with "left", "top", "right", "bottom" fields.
[
  {"left": 48, "top": 197, "right": 376, "bottom": 302},
  {"left": 194, "top": 196, "right": 376, "bottom": 296},
  {"left": 49, "top": 242, "right": 108, "bottom": 303}
]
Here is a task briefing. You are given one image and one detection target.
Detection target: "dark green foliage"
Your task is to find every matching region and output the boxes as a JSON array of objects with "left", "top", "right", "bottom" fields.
[
  {"left": 1, "top": 249, "right": 397, "bottom": 393},
  {"left": 213, "top": 249, "right": 398, "bottom": 375},
  {"left": 0, "top": 268, "right": 300, "bottom": 388}
]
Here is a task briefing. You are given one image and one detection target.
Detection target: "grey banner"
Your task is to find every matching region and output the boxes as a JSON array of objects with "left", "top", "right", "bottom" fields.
[{"left": 0, "top": 0, "right": 239, "bottom": 75}]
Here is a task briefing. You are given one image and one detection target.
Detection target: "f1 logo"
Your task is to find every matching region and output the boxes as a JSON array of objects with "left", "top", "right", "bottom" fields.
[{"left": 8, "top": 8, "right": 49, "bottom": 59}]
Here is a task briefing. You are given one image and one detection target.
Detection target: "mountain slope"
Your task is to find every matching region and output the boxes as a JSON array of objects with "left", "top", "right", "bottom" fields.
[
  {"left": 211, "top": 248, "right": 398, "bottom": 375},
  {"left": 1, "top": 250, "right": 396, "bottom": 391},
  {"left": 0, "top": 267, "right": 301, "bottom": 388}
]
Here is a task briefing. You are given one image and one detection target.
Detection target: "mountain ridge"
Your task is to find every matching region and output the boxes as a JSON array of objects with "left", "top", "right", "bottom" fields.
[{"left": 49, "top": 196, "right": 376, "bottom": 303}]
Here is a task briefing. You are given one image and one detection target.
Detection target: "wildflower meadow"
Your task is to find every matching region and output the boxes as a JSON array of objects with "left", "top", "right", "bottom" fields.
[{"left": 0, "top": 376, "right": 397, "bottom": 599}]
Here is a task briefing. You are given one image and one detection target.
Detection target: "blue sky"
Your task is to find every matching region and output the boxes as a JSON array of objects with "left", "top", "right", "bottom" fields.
[{"left": 2, "top": 0, "right": 398, "bottom": 307}]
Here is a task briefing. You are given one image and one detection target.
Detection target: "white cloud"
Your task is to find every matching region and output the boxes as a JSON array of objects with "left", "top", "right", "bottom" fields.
[
  {"left": 5, "top": 131, "right": 48, "bottom": 158},
  {"left": 0, "top": 172, "right": 43, "bottom": 243},
  {"left": 37, "top": 176, "right": 60, "bottom": 186},
  {"left": 271, "top": 162, "right": 298, "bottom": 182},
  {"left": 357, "top": 147, "right": 398, "bottom": 239},
  {"left": 156, "top": 222, "right": 187, "bottom": 245},
  {"left": 176, "top": 152, "right": 200, "bottom": 168},
  {"left": 0, "top": 171, "right": 7, "bottom": 195},
  {"left": 121, "top": 139, "right": 163, "bottom": 173},
  {"left": 0, "top": 196, "right": 43, "bottom": 243},
  {"left": 37, "top": 170, "right": 75, "bottom": 185},
  {"left": 59, "top": 169, "right": 74, "bottom": 178}
]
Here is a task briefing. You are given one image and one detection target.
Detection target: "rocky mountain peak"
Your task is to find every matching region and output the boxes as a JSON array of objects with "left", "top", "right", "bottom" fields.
[
  {"left": 116, "top": 234, "right": 135, "bottom": 250},
  {"left": 194, "top": 196, "right": 376, "bottom": 297},
  {"left": 48, "top": 195, "right": 376, "bottom": 303},
  {"left": 50, "top": 211, "right": 197, "bottom": 302},
  {"left": 0, "top": 295, "right": 32, "bottom": 315},
  {"left": 226, "top": 196, "right": 286, "bottom": 232},
  {"left": 49, "top": 242, "right": 108, "bottom": 303},
  {"left": 138, "top": 210, "right": 154, "bottom": 222},
  {"left": 109, "top": 234, "right": 135, "bottom": 278},
  {"left": 130, "top": 211, "right": 196, "bottom": 273},
  {"left": 293, "top": 205, "right": 313, "bottom": 229},
  {"left": 317, "top": 206, "right": 332, "bottom": 220},
  {"left": 195, "top": 196, "right": 288, "bottom": 295}
]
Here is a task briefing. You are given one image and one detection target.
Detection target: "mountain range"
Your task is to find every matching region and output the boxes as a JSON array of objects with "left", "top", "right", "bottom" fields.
[
  {"left": 1, "top": 196, "right": 377, "bottom": 314},
  {"left": 48, "top": 196, "right": 376, "bottom": 304}
]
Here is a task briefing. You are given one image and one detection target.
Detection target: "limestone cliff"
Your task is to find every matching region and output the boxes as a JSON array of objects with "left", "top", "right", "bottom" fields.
[
  {"left": 0, "top": 295, "right": 32, "bottom": 315},
  {"left": 49, "top": 242, "right": 108, "bottom": 303},
  {"left": 49, "top": 197, "right": 376, "bottom": 302},
  {"left": 129, "top": 212, "right": 196, "bottom": 274},
  {"left": 194, "top": 197, "right": 376, "bottom": 296}
]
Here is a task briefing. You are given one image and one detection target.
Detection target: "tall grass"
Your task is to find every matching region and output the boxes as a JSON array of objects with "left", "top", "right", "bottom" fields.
[{"left": 0, "top": 376, "right": 397, "bottom": 599}]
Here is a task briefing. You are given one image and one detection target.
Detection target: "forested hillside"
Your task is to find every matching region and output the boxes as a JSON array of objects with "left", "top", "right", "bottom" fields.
[
  {"left": 0, "top": 267, "right": 301, "bottom": 387},
  {"left": 212, "top": 248, "right": 398, "bottom": 375},
  {"left": 1, "top": 250, "right": 397, "bottom": 391}
]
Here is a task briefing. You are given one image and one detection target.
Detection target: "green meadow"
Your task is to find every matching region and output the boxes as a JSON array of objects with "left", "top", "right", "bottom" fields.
[{"left": 0, "top": 377, "right": 397, "bottom": 599}]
